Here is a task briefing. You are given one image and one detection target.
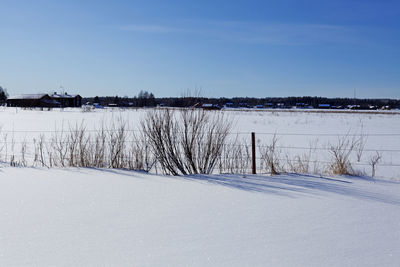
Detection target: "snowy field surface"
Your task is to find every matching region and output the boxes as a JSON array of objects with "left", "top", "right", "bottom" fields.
[
  {"left": 1, "top": 108, "right": 400, "bottom": 266},
  {"left": 0, "top": 107, "right": 399, "bottom": 179},
  {"left": 1, "top": 167, "right": 400, "bottom": 266}
]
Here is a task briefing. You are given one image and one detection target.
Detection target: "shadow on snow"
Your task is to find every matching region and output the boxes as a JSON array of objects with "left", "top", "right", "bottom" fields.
[{"left": 183, "top": 173, "right": 400, "bottom": 206}]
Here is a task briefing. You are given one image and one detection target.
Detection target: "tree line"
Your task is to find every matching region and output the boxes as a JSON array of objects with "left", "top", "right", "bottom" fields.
[
  {"left": 86, "top": 90, "right": 156, "bottom": 107},
  {"left": 83, "top": 94, "right": 400, "bottom": 109},
  {"left": 1, "top": 85, "right": 399, "bottom": 109}
]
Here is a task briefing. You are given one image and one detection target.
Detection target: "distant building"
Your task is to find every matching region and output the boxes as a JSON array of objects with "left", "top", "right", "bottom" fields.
[
  {"left": 7, "top": 92, "right": 82, "bottom": 108},
  {"left": 318, "top": 104, "right": 331, "bottom": 109},
  {"left": 264, "top": 103, "right": 274, "bottom": 109},
  {"left": 51, "top": 92, "right": 82, "bottom": 107},
  {"left": 276, "top": 103, "right": 285, "bottom": 109},
  {"left": 295, "top": 103, "right": 306, "bottom": 108},
  {"left": 6, "top": 94, "right": 60, "bottom": 108},
  {"left": 201, "top": 104, "right": 221, "bottom": 110}
]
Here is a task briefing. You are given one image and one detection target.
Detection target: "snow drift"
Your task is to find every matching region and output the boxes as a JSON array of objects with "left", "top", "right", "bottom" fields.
[{"left": 1, "top": 167, "right": 399, "bottom": 266}]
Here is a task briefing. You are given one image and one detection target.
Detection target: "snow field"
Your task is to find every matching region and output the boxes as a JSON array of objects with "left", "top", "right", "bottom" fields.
[
  {"left": 1, "top": 108, "right": 400, "bottom": 266},
  {"left": 0, "top": 107, "right": 399, "bottom": 179},
  {"left": 0, "top": 167, "right": 400, "bottom": 266}
]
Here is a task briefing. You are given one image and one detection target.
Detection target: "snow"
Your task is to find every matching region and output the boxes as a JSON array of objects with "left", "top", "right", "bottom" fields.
[
  {"left": 1, "top": 167, "right": 400, "bottom": 266},
  {"left": 0, "top": 107, "right": 399, "bottom": 265},
  {"left": 0, "top": 107, "right": 399, "bottom": 179}
]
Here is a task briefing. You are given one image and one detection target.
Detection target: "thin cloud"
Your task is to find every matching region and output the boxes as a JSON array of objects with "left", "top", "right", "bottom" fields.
[{"left": 116, "top": 21, "right": 363, "bottom": 46}]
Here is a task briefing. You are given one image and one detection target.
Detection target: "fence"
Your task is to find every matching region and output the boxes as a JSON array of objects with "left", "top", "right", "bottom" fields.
[{"left": 0, "top": 126, "right": 399, "bottom": 179}]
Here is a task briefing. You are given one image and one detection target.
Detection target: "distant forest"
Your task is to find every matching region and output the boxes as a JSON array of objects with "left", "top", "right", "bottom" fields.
[{"left": 83, "top": 90, "right": 400, "bottom": 109}]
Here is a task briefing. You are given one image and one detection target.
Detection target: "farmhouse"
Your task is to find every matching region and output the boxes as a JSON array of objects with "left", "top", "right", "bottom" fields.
[
  {"left": 50, "top": 92, "right": 82, "bottom": 107},
  {"left": 7, "top": 93, "right": 83, "bottom": 108},
  {"left": 6, "top": 94, "right": 60, "bottom": 108}
]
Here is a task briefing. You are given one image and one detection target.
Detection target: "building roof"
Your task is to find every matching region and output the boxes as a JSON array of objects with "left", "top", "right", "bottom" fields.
[
  {"left": 7, "top": 94, "right": 49, "bottom": 100},
  {"left": 51, "top": 93, "right": 81, "bottom": 99}
]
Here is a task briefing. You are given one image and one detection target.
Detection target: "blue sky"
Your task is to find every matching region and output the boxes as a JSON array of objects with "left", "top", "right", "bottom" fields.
[{"left": 1, "top": 0, "right": 399, "bottom": 98}]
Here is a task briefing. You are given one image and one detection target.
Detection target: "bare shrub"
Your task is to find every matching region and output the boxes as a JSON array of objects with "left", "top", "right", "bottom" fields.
[
  {"left": 9, "top": 133, "right": 16, "bottom": 166},
  {"left": 181, "top": 109, "right": 230, "bottom": 174},
  {"left": 10, "top": 155, "right": 16, "bottom": 167},
  {"left": 5, "top": 119, "right": 155, "bottom": 171},
  {"left": 309, "top": 139, "right": 322, "bottom": 174},
  {"left": 285, "top": 140, "right": 321, "bottom": 174},
  {"left": 66, "top": 124, "right": 79, "bottom": 167},
  {"left": 127, "top": 131, "right": 155, "bottom": 171},
  {"left": 369, "top": 151, "right": 382, "bottom": 178},
  {"left": 108, "top": 119, "right": 127, "bottom": 168},
  {"left": 76, "top": 123, "right": 91, "bottom": 167},
  {"left": 219, "top": 137, "right": 251, "bottom": 174},
  {"left": 19, "top": 139, "right": 27, "bottom": 167},
  {"left": 142, "top": 109, "right": 184, "bottom": 175},
  {"left": 355, "top": 133, "right": 367, "bottom": 162},
  {"left": 51, "top": 128, "right": 68, "bottom": 167},
  {"left": 141, "top": 108, "right": 232, "bottom": 175},
  {"left": 45, "top": 140, "right": 54, "bottom": 168},
  {"left": 33, "top": 134, "right": 48, "bottom": 167},
  {"left": 286, "top": 154, "right": 310, "bottom": 174},
  {"left": 92, "top": 125, "right": 107, "bottom": 168},
  {"left": 328, "top": 134, "right": 358, "bottom": 175},
  {"left": 259, "top": 134, "right": 280, "bottom": 175}
]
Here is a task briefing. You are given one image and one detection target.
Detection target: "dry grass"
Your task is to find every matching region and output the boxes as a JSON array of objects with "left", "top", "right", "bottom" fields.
[
  {"left": 259, "top": 134, "right": 281, "bottom": 175},
  {"left": 327, "top": 134, "right": 359, "bottom": 175},
  {"left": 218, "top": 137, "right": 251, "bottom": 174}
]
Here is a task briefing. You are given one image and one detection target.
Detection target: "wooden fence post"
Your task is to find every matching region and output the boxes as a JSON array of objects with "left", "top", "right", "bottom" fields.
[{"left": 251, "top": 132, "right": 256, "bottom": 174}]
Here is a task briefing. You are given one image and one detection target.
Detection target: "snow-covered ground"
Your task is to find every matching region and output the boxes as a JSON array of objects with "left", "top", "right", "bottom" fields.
[
  {"left": 1, "top": 167, "right": 399, "bottom": 266},
  {"left": 1, "top": 108, "right": 400, "bottom": 266},
  {"left": 0, "top": 107, "right": 399, "bottom": 179}
]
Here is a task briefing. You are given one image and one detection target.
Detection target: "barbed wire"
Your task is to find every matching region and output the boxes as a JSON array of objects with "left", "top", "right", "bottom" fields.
[
  {"left": 1, "top": 140, "right": 400, "bottom": 153},
  {"left": 1, "top": 128, "right": 400, "bottom": 137}
]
